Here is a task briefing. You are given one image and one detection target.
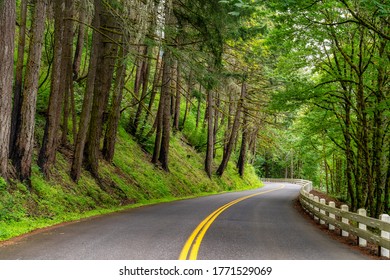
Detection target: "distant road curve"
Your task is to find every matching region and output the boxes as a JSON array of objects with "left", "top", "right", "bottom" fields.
[{"left": 0, "top": 182, "right": 368, "bottom": 260}]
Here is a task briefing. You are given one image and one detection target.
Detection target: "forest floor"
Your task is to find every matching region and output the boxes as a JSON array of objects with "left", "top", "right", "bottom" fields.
[{"left": 296, "top": 189, "right": 388, "bottom": 260}]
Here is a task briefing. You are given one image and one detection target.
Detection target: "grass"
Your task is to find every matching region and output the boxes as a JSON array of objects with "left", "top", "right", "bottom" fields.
[{"left": 0, "top": 123, "right": 262, "bottom": 242}]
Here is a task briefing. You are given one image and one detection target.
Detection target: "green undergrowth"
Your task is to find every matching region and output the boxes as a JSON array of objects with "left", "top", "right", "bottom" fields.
[{"left": 0, "top": 126, "right": 262, "bottom": 241}]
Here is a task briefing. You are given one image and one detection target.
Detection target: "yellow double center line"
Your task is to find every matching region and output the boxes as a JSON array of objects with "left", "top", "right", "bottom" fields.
[{"left": 179, "top": 185, "right": 285, "bottom": 260}]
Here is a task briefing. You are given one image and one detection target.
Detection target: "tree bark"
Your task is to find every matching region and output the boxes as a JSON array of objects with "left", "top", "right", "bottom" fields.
[
  {"left": 152, "top": 93, "right": 163, "bottom": 165},
  {"left": 39, "top": 0, "right": 73, "bottom": 177},
  {"left": 10, "top": 0, "right": 27, "bottom": 159},
  {"left": 73, "top": 7, "right": 86, "bottom": 81},
  {"left": 152, "top": 1, "right": 174, "bottom": 171},
  {"left": 133, "top": 46, "right": 151, "bottom": 136},
  {"left": 61, "top": 1, "right": 75, "bottom": 146},
  {"left": 213, "top": 92, "right": 220, "bottom": 158},
  {"left": 216, "top": 81, "right": 246, "bottom": 177},
  {"left": 195, "top": 84, "right": 202, "bottom": 129},
  {"left": 173, "top": 62, "right": 181, "bottom": 132},
  {"left": 237, "top": 108, "right": 248, "bottom": 177},
  {"left": 205, "top": 87, "right": 214, "bottom": 178},
  {"left": 103, "top": 44, "right": 128, "bottom": 163},
  {"left": 71, "top": 0, "right": 101, "bottom": 182},
  {"left": 157, "top": 50, "right": 172, "bottom": 171},
  {"left": 128, "top": 47, "right": 145, "bottom": 135},
  {"left": 0, "top": 0, "right": 16, "bottom": 178},
  {"left": 85, "top": 3, "right": 119, "bottom": 178},
  {"left": 140, "top": 48, "right": 162, "bottom": 138},
  {"left": 12, "top": 0, "right": 47, "bottom": 181},
  {"left": 181, "top": 69, "right": 192, "bottom": 130}
]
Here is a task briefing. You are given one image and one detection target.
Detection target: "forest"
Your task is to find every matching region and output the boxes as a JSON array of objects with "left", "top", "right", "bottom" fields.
[{"left": 0, "top": 0, "right": 389, "bottom": 239}]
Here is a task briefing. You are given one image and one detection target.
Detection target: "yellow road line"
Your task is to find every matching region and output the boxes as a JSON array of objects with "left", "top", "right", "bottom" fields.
[{"left": 179, "top": 185, "right": 285, "bottom": 260}]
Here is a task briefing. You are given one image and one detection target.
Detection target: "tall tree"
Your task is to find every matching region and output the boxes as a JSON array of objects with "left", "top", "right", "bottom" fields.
[
  {"left": 204, "top": 85, "right": 214, "bottom": 177},
  {"left": 10, "top": 0, "right": 28, "bottom": 158},
  {"left": 216, "top": 80, "right": 246, "bottom": 177},
  {"left": 0, "top": 0, "right": 16, "bottom": 179},
  {"left": 237, "top": 107, "right": 248, "bottom": 177},
  {"left": 173, "top": 61, "right": 181, "bottom": 132},
  {"left": 39, "top": 0, "right": 74, "bottom": 177},
  {"left": 151, "top": 0, "right": 175, "bottom": 171},
  {"left": 103, "top": 43, "right": 128, "bottom": 163},
  {"left": 71, "top": 0, "right": 102, "bottom": 182},
  {"left": 158, "top": 50, "right": 173, "bottom": 171},
  {"left": 12, "top": 0, "right": 47, "bottom": 181},
  {"left": 85, "top": 3, "right": 119, "bottom": 178}
]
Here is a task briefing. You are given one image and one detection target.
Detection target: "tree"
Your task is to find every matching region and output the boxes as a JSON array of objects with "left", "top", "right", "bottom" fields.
[
  {"left": 0, "top": 0, "right": 16, "bottom": 179},
  {"left": 71, "top": 0, "right": 102, "bottom": 182},
  {"left": 10, "top": 0, "right": 27, "bottom": 158},
  {"left": 151, "top": 0, "right": 175, "bottom": 171},
  {"left": 237, "top": 107, "right": 248, "bottom": 177},
  {"left": 85, "top": 3, "right": 119, "bottom": 178},
  {"left": 12, "top": 0, "right": 48, "bottom": 181},
  {"left": 102, "top": 43, "right": 128, "bottom": 163},
  {"left": 216, "top": 80, "right": 247, "bottom": 176},
  {"left": 204, "top": 84, "right": 214, "bottom": 178},
  {"left": 39, "top": 0, "right": 74, "bottom": 177}
]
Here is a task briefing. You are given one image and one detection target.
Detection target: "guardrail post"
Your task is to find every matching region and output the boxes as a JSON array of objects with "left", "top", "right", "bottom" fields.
[
  {"left": 328, "top": 201, "right": 335, "bottom": 230},
  {"left": 308, "top": 182, "right": 312, "bottom": 192},
  {"left": 380, "top": 214, "right": 390, "bottom": 258},
  {"left": 309, "top": 194, "right": 314, "bottom": 216},
  {"left": 314, "top": 196, "right": 319, "bottom": 223},
  {"left": 320, "top": 199, "right": 326, "bottom": 225},
  {"left": 341, "top": 205, "right": 349, "bottom": 237},
  {"left": 357, "top": 208, "right": 367, "bottom": 247}
]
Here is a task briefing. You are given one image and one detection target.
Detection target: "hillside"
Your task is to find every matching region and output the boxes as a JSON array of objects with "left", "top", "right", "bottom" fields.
[{"left": 0, "top": 124, "right": 261, "bottom": 241}]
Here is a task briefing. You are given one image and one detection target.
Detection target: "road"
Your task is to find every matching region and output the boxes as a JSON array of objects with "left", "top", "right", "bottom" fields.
[{"left": 0, "top": 182, "right": 368, "bottom": 260}]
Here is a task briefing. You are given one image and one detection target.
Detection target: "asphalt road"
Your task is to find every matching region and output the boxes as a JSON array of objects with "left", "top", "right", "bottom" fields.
[{"left": 0, "top": 182, "right": 368, "bottom": 260}]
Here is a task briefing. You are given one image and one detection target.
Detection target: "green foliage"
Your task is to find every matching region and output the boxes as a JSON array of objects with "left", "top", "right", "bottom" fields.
[{"left": 0, "top": 177, "right": 6, "bottom": 189}]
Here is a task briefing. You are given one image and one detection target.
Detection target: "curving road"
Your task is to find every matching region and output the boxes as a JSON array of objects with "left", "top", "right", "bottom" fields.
[{"left": 0, "top": 183, "right": 368, "bottom": 260}]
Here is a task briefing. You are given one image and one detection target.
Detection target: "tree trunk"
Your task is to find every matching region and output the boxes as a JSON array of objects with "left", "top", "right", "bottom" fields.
[
  {"left": 133, "top": 46, "right": 151, "bottom": 136},
  {"left": 224, "top": 90, "right": 234, "bottom": 152},
  {"left": 237, "top": 108, "right": 248, "bottom": 177},
  {"left": 39, "top": 0, "right": 73, "bottom": 177},
  {"left": 152, "top": 1, "right": 174, "bottom": 171},
  {"left": 158, "top": 50, "right": 172, "bottom": 171},
  {"left": 181, "top": 69, "right": 192, "bottom": 130},
  {"left": 128, "top": 47, "right": 145, "bottom": 135},
  {"left": 85, "top": 4, "right": 119, "bottom": 178},
  {"left": 12, "top": 0, "right": 47, "bottom": 181},
  {"left": 73, "top": 8, "right": 86, "bottom": 81},
  {"left": 0, "top": 0, "right": 16, "bottom": 178},
  {"left": 71, "top": 0, "right": 101, "bottom": 182},
  {"left": 140, "top": 47, "right": 162, "bottom": 138},
  {"left": 103, "top": 44, "right": 128, "bottom": 163},
  {"left": 373, "top": 39, "right": 387, "bottom": 217},
  {"left": 344, "top": 99, "right": 356, "bottom": 210},
  {"left": 213, "top": 92, "right": 220, "bottom": 159},
  {"left": 61, "top": 1, "right": 75, "bottom": 146},
  {"left": 173, "top": 62, "right": 181, "bottom": 132},
  {"left": 216, "top": 81, "right": 246, "bottom": 177},
  {"left": 195, "top": 84, "right": 202, "bottom": 129},
  {"left": 205, "top": 87, "right": 214, "bottom": 178},
  {"left": 152, "top": 94, "right": 163, "bottom": 165},
  {"left": 10, "top": 0, "right": 27, "bottom": 159}
]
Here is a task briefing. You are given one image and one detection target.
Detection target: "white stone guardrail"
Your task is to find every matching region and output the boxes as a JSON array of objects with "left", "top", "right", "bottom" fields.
[{"left": 262, "top": 178, "right": 390, "bottom": 258}]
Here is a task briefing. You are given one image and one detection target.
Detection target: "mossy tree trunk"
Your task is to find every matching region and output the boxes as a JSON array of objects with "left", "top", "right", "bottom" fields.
[
  {"left": 0, "top": 0, "right": 16, "bottom": 179},
  {"left": 12, "top": 0, "right": 47, "bottom": 181}
]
